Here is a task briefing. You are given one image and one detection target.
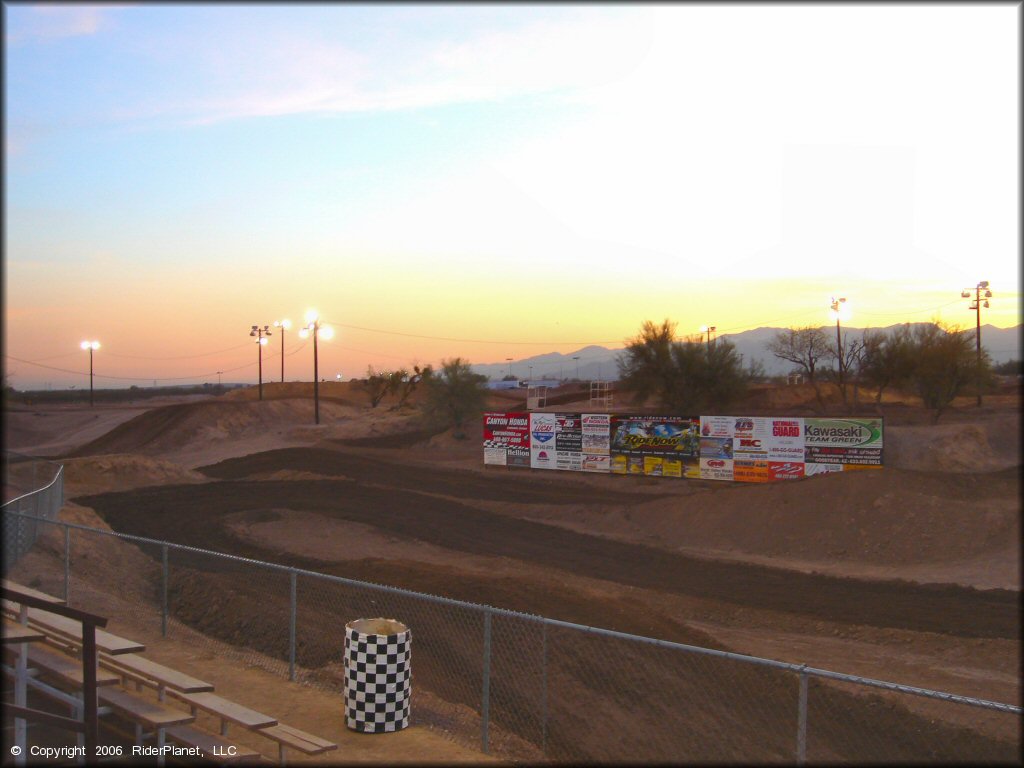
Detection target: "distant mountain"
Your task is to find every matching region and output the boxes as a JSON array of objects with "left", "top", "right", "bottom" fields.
[{"left": 473, "top": 324, "right": 1021, "bottom": 381}]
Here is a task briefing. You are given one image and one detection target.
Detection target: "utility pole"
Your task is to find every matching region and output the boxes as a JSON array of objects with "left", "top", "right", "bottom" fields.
[
  {"left": 249, "top": 325, "right": 272, "bottom": 400},
  {"left": 80, "top": 341, "right": 100, "bottom": 406},
  {"left": 961, "top": 281, "right": 992, "bottom": 406}
]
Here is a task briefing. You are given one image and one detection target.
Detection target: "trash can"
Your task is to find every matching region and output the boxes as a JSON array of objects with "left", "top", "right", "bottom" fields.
[{"left": 344, "top": 618, "right": 411, "bottom": 733}]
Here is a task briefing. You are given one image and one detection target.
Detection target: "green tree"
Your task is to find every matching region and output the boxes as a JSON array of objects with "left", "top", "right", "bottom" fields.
[
  {"left": 421, "top": 357, "right": 488, "bottom": 438},
  {"left": 618, "top": 319, "right": 751, "bottom": 413},
  {"left": 905, "top": 322, "right": 989, "bottom": 423},
  {"left": 858, "top": 325, "right": 914, "bottom": 410},
  {"left": 993, "top": 359, "right": 1021, "bottom": 376}
]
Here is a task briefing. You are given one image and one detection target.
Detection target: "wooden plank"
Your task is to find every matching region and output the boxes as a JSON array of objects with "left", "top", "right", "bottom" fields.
[
  {"left": 259, "top": 723, "right": 337, "bottom": 754},
  {"left": 2, "top": 580, "right": 65, "bottom": 604},
  {"left": 165, "top": 724, "right": 262, "bottom": 763},
  {"left": 3, "top": 644, "right": 121, "bottom": 687},
  {"left": 170, "top": 691, "right": 277, "bottom": 730},
  {"left": 98, "top": 687, "right": 195, "bottom": 729},
  {"left": 100, "top": 653, "right": 213, "bottom": 694},
  {"left": 24, "top": 607, "right": 144, "bottom": 655},
  {"left": 2, "top": 618, "right": 45, "bottom": 644}
]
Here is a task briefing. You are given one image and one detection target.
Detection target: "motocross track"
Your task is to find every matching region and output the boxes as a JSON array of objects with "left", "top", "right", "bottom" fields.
[{"left": 5, "top": 380, "right": 1021, "bottom": 762}]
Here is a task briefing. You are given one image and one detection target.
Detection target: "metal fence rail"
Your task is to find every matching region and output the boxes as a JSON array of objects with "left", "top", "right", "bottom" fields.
[
  {"left": 2, "top": 452, "right": 64, "bottom": 573},
  {"left": 4, "top": 509, "right": 1020, "bottom": 764}
]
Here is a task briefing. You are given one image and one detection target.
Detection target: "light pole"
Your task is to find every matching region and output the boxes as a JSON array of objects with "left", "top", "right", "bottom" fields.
[
  {"left": 699, "top": 325, "right": 716, "bottom": 351},
  {"left": 249, "top": 325, "right": 272, "bottom": 400},
  {"left": 573, "top": 356, "right": 580, "bottom": 380},
  {"left": 830, "top": 297, "right": 848, "bottom": 387},
  {"left": 961, "top": 281, "right": 992, "bottom": 406},
  {"left": 217, "top": 371, "right": 223, "bottom": 386},
  {"left": 273, "top": 319, "right": 291, "bottom": 382},
  {"left": 528, "top": 365, "right": 533, "bottom": 383},
  {"left": 79, "top": 341, "right": 100, "bottom": 406},
  {"left": 505, "top": 358, "right": 513, "bottom": 378},
  {"left": 298, "top": 310, "right": 333, "bottom": 424}
]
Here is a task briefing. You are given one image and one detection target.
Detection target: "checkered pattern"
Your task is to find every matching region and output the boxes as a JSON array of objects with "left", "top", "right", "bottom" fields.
[{"left": 344, "top": 623, "right": 412, "bottom": 733}]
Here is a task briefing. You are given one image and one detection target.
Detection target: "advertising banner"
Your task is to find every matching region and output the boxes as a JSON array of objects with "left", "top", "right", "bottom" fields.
[
  {"left": 804, "top": 418, "right": 883, "bottom": 466},
  {"left": 529, "top": 412, "right": 559, "bottom": 470},
  {"left": 700, "top": 457, "right": 734, "bottom": 481},
  {"left": 483, "top": 412, "right": 531, "bottom": 468},
  {"left": 581, "top": 413, "right": 611, "bottom": 474},
  {"left": 766, "top": 418, "right": 805, "bottom": 463},
  {"left": 769, "top": 460, "right": 805, "bottom": 481},
  {"left": 734, "top": 456, "right": 770, "bottom": 483},
  {"left": 804, "top": 463, "right": 843, "bottom": 476},
  {"left": 555, "top": 414, "right": 583, "bottom": 472},
  {"left": 610, "top": 415, "right": 700, "bottom": 476},
  {"left": 487, "top": 411, "right": 882, "bottom": 483}
]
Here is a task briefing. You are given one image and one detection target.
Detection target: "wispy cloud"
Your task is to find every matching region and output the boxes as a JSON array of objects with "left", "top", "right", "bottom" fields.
[
  {"left": 6, "top": 5, "right": 109, "bottom": 43},
  {"left": 109, "top": 9, "right": 654, "bottom": 126}
]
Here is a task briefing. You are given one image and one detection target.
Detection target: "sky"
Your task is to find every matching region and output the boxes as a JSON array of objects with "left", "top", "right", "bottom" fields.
[{"left": 3, "top": 3, "right": 1020, "bottom": 389}]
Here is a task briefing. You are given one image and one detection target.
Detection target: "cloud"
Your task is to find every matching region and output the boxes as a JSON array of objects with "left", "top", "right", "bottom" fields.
[
  {"left": 113, "top": 9, "right": 654, "bottom": 126},
  {"left": 6, "top": 5, "right": 109, "bottom": 42}
]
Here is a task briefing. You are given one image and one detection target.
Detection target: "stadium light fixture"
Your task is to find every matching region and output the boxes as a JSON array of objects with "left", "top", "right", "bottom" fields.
[
  {"left": 80, "top": 340, "right": 100, "bottom": 406},
  {"left": 961, "top": 281, "right": 993, "bottom": 406},
  {"left": 298, "top": 310, "right": 332, "bottom": 424},
  {"left": 700, "top": 325, "right": 717, "bottom": 350},
  {"left": 273, "top": 319, "right": 291, "bottom": 382},
  {"left": 249, "top": 325, "right": 272, "bottom": 401}
]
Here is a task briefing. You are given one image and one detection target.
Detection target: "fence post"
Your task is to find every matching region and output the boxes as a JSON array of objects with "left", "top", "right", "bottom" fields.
[
  {"left": 289, "top": 570, "right": 297, "bottom": 682},
  {"left": 797, "top": 666, "right": 808, "bottom": 765},
  {"left": 481, "top": 609, "right": 492, "bottom": 754},
  {"left": 63, "top": 526, "right": 71, "bottom": 603},
  {"left": 161, "top": 545, "right": 169, "bottom": 637},
  {"left": 542, "top": 620, "right": 548, "bottom": 755}
]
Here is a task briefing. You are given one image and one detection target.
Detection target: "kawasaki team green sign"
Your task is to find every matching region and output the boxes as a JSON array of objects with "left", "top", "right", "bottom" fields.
[{"left": 804, "top": 418, "right": 883, "bottom": 466}]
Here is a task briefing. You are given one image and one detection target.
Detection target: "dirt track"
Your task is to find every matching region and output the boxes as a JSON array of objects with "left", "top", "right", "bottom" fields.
[
  {"left": 76, "top": 447, "right": 1018, "bottom": 641},
  {"left": 9, "top": 384, "right": 1021, "bottom": 762},
  {"left": 71, "top": 443, "right": 1020, "bottom": 763}
]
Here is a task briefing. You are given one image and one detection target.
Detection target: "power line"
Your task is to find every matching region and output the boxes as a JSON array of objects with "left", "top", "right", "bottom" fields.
[
  {"left": 103, "top": 342, "right": 251, "bottom": 360},
  {"left": 322, "top": 320, "right": 622, "bottom": 346},
  {"left": 4, "top": 354, "right": 257, "bottom": 381}
]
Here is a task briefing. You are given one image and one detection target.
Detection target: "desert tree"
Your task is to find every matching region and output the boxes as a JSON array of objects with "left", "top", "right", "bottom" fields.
[
  {"left": 618, "top": 319, "right": 751, "bottom": 413},
  {"left": 363, "top": 366, "right": 395, "bottom": 408},
  {"left": 617, "top": 319, "right": 678, "bottom": 407},
  {"left": 421, "top": 357, "right": 488, "bottom": 438},
  {"left": 766, "top": 326, "right": 831, "bottom": 409},
  {"left": 824, "top": 332, "right": 868, "bottom": 411},
  {"left": 858, "top": 324, "right": 914, "bottom": 410},
  {"left": 905, "top": 321, "right": 990, "bottom": 423},
  {"left": 392, "top": 364, "right": 432, "bottom": 409}
]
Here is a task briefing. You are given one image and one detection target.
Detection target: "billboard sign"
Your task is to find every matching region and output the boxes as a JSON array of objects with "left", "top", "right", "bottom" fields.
[
  {"left": 483, "top": 412, "right": 531, "bottom": 467},
  {"left": 804, "top": 418, "right": 883, "bottom": 466},
  {"left": 611, "top": 415, "right": 700, "bottom": 476}
]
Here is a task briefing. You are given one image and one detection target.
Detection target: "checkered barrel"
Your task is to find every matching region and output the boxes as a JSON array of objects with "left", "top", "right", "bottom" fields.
[{"left": 344, "top": 618, "right": 411, "bottom": 732}]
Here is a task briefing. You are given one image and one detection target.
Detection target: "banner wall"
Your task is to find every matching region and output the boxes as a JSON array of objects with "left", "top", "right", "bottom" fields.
[{"left": 488, "top": 413, "right": 882, "bottom": 482}]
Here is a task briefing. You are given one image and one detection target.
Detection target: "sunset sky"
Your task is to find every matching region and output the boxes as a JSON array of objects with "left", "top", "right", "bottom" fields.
[{"left": 4, "top": 4, "right": 1020, "bottom": 389}]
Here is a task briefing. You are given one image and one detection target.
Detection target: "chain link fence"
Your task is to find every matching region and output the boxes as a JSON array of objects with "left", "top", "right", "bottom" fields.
[
  {"left": 3, "top": 509, "right": 1020, "bottom": 764},
  {"left": 2, "top": 452, "right": 64, "bottom": 572}
]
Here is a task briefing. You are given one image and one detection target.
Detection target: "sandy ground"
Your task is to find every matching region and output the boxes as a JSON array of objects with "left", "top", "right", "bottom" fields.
[{"left": 3, "top": 381, "right": 1021, "bottom": 763}]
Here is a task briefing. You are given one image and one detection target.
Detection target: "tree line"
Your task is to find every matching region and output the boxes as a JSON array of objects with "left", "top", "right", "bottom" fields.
[
  {"left": 618, "top": 319, "right": 996, "bottom": 423},
  {"left": 358, "top": 319, "right": 1002, "bottom": 436}
]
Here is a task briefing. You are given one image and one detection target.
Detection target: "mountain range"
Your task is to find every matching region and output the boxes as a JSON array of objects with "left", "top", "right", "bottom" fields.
[{"left": 473, "top": 324, "right": 1021, "bottom": 382}]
